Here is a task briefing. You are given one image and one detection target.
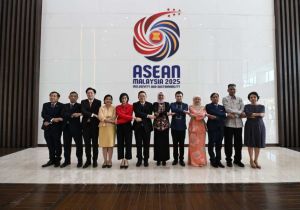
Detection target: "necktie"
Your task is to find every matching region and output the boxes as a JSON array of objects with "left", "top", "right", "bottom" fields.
[{"left": 51, "top": 103, "right": 55, "bottom": 108}]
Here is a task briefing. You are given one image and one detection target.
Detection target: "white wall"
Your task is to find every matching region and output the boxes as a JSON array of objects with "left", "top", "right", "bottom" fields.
[{"left": 39, "top": 0, "right": 277, "bottom": 144}]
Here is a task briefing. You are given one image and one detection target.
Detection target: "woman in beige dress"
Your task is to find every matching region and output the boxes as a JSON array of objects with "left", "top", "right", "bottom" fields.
[{"left": 98, "top": 94, "right": 116, "bottom": 168}]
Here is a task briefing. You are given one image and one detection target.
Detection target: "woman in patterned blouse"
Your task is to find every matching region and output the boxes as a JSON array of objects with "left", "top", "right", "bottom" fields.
[{"left": 153, "top": 92, "right": 171, "bottom": 166}]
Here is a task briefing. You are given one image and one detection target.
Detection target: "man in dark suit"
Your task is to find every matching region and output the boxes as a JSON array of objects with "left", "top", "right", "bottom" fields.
[
  {"left": 61, "top": 91, "right": 83, "bottom": 168},
  {"left": 81, "top": 87, "right": 101, "bottom": 168},
  {"left": 41, "top": 91, "right": 64, "bottom": 167},
  {"left": 206, "top": 93, "right": 227, "bottom": 168},
  {"left": 170, "top": 91, "right": 189, "bottom": 167},
  {"left": 133, "top": 91, "right": 155, "bottom": 167}
]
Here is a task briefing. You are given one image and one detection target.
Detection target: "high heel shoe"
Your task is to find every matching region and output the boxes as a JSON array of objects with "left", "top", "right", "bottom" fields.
[
  {"left": 102, "top": 162, "right": 107, "bottom": 168},
  {"left": 120, "top": 159, "right": 125, "bottom": 169},
  {"left": 107, "top": 161, "right": 112, "bottom": 168},
  {"left": 250, "top": 160, "right": 256, "bottom": 169},
  {"left": 254, "top": 161, "right": 261, "bottom": 169},
  {"left": 124, "top": 159, "right": 129, "bottom": 169}
]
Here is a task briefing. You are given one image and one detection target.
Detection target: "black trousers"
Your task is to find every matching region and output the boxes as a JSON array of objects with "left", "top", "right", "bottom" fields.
[
  {"left": 134, "top": 126, "right": 151, "bottom": 160},
  {"left": 63, "top": 126, "right": 83, "bottom": 163},
  {"left": 154, "top": 129, "right": 170, "bottom": 161},
  {"left": 208, "top": 127, "right": 224, "bottom": 164},
  {"left": 117, "top": 123, "right": 132, "bottom": 160},
  {"left": 44, "top": 128, "right": 62, "bottom": 163},
  {"left": 171, "top": 129, "right": 186, "bottom": 161},
  {"left": 224, "top": 127, "right": 243, "bottom": 163},
  {"left": 83, "top": 126, "right": 99, "bottom": 162}
]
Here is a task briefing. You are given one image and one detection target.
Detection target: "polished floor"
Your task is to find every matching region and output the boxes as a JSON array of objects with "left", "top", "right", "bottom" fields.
[
  {"left": 0, "top": 147, "right": 299, "bottom": 184},
  {"left": 0, "top": 148, "right": 24, "bottom": 157},
  {"left": 0, "top": 183, "right": 300, "bottom": 210}
]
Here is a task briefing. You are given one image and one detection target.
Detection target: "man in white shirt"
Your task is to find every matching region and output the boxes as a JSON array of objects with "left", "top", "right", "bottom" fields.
[{"left": 222, "top": 84, "right": 245, "bottom": 167}]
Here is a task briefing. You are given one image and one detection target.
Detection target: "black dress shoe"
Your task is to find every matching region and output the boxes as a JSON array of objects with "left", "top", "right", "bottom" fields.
[
  {"left": 217, "top": 162, "right": 225, "bottom": 168},
  {"left": 54, "top": 162, "right": 60, "bottom": 167},
  {"left": 211, "top": 162, "right": 218, "bottom": 168},
  {"left": 227, "top": 162, "right": 233, "bottom": 167},
  {"left": 234, "top": 161, "right": 245, "bottom": 167},
  {"left": 162, "top": 161, "right": 166, "bottom": 166},
  {"left": 83, "top": 162, "right": 91, "bottom": 168},
  {"left": 156, "top": 161, "right": 161, "bottom": 166},
  {"left": 93, "top": 162, "right": 98, "bottom": 168},
  {"left": 172, "top": 160, "right": 178, "bottom": 165},
  {"left": 42, "top": 161, "right": 54, "bottom": 167},
  {"left": 136, "top": 160, "right": 142, "bottom": 167},
  {"left": 179, "top": 160, "right": 185, "bottom": 167},
  {"left": 77, "top": 161, "right": 83, "bottom": 168},
  {"left": 144, "top": 160, "right": 149, "bottom": 167},
  {"left": 60, "top": 162, "right": 70, "bottom": 168}
]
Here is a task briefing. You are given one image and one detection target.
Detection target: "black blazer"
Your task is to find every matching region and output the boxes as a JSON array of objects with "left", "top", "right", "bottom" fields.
[
  {"left": 41, "top": 102, "right": 64, "bottom": 131},
  {"left": 62, "top": 103, "right": 82, "bottom": 132},
  {"left": 133, "top": 101, "right": 153, "bottom": 133},
  {"left": 205, "top": 103, "right": 226, "bottom": 131},
  {"left": 81, "top": 99, "right": 101, "bottom": 129}
]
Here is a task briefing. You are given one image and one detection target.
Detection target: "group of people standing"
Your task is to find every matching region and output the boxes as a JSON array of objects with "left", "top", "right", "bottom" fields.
[{"left": 41, "top": 84, "right": 266, "bottom": 170}]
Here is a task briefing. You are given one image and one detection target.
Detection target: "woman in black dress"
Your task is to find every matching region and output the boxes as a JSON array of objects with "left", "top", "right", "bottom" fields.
[
  {"left": 153, "top": 92, "right": 170, "bottom": 166},
  {"left": 244, "top": 92, "right": 266, "bottom": 169}
]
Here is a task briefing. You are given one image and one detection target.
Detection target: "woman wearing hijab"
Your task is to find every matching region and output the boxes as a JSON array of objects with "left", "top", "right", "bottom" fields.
[
  {"left": 187, "top": 96, "right": 207, "bottom": 167},
  {"left": 153, "top": 92, "right": 171, "bottom": 166}
]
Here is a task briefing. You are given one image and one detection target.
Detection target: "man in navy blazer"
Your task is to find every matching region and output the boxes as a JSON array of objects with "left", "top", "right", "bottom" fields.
[
  {"left": 206, "top": 93, "right": 227, "bottom": 168},
  {"left": 41, "top": 91, "right": 64, "bottom": 167},
  {"left": 133, "top": 91, "right": 155, "bottom": 167},
  {"left": 170, "top": 91, "right": 189, "bottom": 167},
  {"left": 61, "top": 91, "right": 83, "bottom": 168}
]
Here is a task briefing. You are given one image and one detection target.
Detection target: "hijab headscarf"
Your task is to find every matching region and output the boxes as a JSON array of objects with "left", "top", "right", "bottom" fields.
[{"left": 157, "top": 92, "right": 165, "bottom": 103}]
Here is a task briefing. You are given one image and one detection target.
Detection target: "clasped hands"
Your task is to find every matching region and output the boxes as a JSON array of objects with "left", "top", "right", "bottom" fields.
[
  {"left": 227, "top": 112, "right": 246, "bottom": 119},
  {"left": 43, "top": 117, "right": 63, "bottom": 127}
]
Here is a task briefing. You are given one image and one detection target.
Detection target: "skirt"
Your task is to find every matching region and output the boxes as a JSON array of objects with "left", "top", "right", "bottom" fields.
[{"left": 99, "top": 126, "right": 116, "bottom": 147}]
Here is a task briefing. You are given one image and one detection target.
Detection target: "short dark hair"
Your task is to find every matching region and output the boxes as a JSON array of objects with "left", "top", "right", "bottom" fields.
[
  {"left": 69, "top": 91, "right": 78, "bottom": 96},
  {"left": 85, "top": 87, "right": 96, "bottom": 94},
  {"left": 104, "top": 94, "right": 113, "bottom": 101},
  {"left": 119, "top": 93, "right": 129, "bottom": 103},
  {"left": 210, "top": 92, "right": 219, "bottom": 98},
  {"left": 175, "top": 91, "right": 183, "bottom": 96},
  {"left": 49, "top": 91, "right": 60, "bottom": 98},
  {"left": 228, "top": 84, "right": 236, "bottom": 88},
  {"left": 248, "top": 91, "right": 260, "bottom": 101},
  {"left": 138, "top": 91, "right": 146, "bottom": 96}
]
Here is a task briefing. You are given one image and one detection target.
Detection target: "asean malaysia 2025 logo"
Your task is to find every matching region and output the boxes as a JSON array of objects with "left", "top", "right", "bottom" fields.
[{"left": 133, "top": 9, "right": 181, "bottom": 62}]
